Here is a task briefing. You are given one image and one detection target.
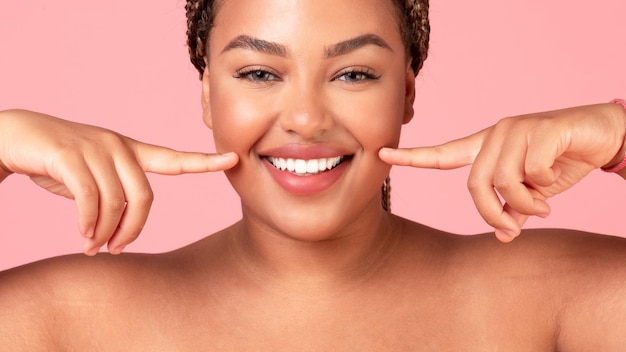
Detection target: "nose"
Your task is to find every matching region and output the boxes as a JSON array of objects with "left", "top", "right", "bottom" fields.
[{"left": 278, "top": 81, "right": 334, "bottom": 139}]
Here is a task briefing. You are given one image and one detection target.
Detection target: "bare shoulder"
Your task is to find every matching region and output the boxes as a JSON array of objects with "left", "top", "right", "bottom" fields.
[
  {"left": 0, "top": 231, "right": 232, "bottom": 350},
  {"left": 408, "top": 221, "right": 626, "bottom": 350},
  {"left": 481, "top": 227, "right": 626, "bottom": 294},
  {"left": 0, "top": 251, "right": 185, "bottom": 350},
  {"left": 513, "top": 229, "right": 626, "bottom": 351},
  {"left": 400, "top": 219, "right": 626, "bottom": 281}
]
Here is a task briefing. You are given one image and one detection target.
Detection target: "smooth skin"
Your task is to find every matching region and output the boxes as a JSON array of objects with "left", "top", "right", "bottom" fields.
[
  {"left": 1, "top": 0, "right": 626, "bottom": 350},
  {"left": 381, "top": 102, "right": 626, "bottom": 241},
  {"left": 0, "top": 110, "right": 238, "bottom": 254}
]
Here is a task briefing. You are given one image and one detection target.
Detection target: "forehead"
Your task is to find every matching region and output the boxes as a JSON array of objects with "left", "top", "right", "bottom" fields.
[{"left": 209, "top": 0, "right": 402, "bottom": 54}]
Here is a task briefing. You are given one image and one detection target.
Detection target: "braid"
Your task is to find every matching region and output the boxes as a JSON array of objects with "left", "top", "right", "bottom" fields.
[
  {"left": 410, "top": 0, "right": 430, "bottom": 75},
  {"left": 185, "top": 0, "right": 218, "bottom": 80},
  {"left": 185, "top": 0, "right": 430, "bottom": 78},
  {"left": 393, "top": 0, "right": 430, "bottom": 76}
]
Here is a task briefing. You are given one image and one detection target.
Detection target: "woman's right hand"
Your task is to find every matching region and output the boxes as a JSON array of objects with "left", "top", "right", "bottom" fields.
[{"left": 0, "top": 110, "right": 239, "bottom": 255}]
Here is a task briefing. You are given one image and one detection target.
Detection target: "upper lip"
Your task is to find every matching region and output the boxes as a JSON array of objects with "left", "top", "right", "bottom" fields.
[{"left": 258, "top": 143, "right": 353, "bottom": 159}]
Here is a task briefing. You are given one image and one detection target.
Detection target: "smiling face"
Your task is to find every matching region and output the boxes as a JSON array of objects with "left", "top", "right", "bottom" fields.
[{"left": 202, "top": 0, "right": 415, "bottom": 241}]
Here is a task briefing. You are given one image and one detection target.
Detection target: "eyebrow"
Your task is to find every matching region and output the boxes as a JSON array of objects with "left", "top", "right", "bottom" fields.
[
  {"left": 221, "top": 35, "right": 288, "bottom": 57},
  {"left": 325, "top": 34, "right": 393, "bottom": 59},
  {"left": 221, "top": 34, "right": 393, "bottom": 58}
]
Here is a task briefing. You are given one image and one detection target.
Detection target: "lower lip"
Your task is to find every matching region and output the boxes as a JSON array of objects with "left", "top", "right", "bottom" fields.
[{"left": 263, "top": 158, "right": 349, "bottom": 196}]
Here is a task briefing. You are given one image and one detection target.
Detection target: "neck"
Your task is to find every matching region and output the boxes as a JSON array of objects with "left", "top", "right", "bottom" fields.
[{"left": 229, "top": 201, "right": 402, "bottom": 292}]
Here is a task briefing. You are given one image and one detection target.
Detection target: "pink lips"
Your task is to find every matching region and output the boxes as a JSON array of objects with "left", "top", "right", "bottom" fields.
[{"left": 260, "top": 144, "right": 352, "bottom": 196}]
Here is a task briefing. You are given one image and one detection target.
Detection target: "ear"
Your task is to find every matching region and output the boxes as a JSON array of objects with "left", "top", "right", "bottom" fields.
[
  {"left": 403, "top": 66, "right": 416, "bottom": 124},
  {"left": 201, "top": 63, "right": 213, "bottom": 129}
]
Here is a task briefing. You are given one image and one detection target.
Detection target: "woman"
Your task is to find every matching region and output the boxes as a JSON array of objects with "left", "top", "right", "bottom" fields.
[{"left": 1, "top": 0, "right": 625, "bottom": 349}]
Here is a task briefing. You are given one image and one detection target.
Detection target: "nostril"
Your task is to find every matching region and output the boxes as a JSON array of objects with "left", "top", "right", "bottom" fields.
[{"left": 278, "top": 99, "right": 333, "bottom": 138}]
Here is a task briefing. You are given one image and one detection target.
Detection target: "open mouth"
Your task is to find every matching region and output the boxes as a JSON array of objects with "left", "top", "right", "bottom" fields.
[{"left": 266, "top": 156, "right": 349, "bottom": 176}]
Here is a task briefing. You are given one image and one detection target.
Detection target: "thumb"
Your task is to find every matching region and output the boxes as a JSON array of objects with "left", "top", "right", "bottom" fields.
[
  {"left": 30, "top": 175, "right": 74, "bottom": 199},
  {"left": 135, "top": 142, "right": 239, "bottom": 175},
  {"left": 379, "top": 129, "right": 486, "bottom": 170}
]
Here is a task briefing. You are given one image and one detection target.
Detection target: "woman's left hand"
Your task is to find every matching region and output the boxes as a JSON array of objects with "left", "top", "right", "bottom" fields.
[{"left": 379, "top": 103, "right": 626, "bottom": 242}]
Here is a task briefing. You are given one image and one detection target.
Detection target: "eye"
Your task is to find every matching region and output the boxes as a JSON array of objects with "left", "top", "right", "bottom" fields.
[
  {"left": 334, "top": 68, "right": 380, "bottom": 84},
  {"left": 234, "top": 68, "right": 280, "bottom": 83}
]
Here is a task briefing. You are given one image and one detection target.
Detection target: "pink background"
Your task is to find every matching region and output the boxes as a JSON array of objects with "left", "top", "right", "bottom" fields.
[{"left": 1, "top": 0, "right": 625, "bottom": 270}]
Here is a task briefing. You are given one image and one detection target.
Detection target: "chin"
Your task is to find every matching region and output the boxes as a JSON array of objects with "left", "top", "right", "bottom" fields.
[
  {"left": 244, "top": 194, "right": 385, "bottom": 243},
  {"left": 273, "top": 219, "right": 349, "bottom": 243},
  {"left": 230, "top": 152, "right": 390, "bottom": 242}
]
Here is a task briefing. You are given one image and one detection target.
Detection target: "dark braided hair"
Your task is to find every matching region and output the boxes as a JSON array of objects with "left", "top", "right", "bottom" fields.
[{"left": 186, "top": 0, "right": 430, "bottom": 79}]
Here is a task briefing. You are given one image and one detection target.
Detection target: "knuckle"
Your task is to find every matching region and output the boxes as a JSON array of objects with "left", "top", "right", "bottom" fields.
[
  {"left": 75, "top": 184, "right": 98, "bottom": 199},
  {"left": 99, "top": 129, "right": 126, "bottom": 146},
  {"left": 482, "top": 213, "right": 502, "bottom": 228},
  {"left": 493, "top": 116, "right": 516, "bottom": 130},
  {"left": 492, "top": 177, "right": 515, "bottom": 191},
  {"left": 173, "top": 152, "right": 186, "bottom": 174},
  {"left": 103, "top": 196, "right": 127, "bottom": 214},
  {"left": 525, "top": 164, "right": 546, "bottom": 180},
  {"left": 134, "top": 188, "right": 154, "bottom": 205},
  {"left": 466, "top": 177, "right": 481, "bottom": 193},
  {"left": 533, "top": 116, "right": 554, "bottom": 131},
  {"left": 123, "top": 228, "right": 143, "bottom": 242},
  {"left": 432, "top": 145, "right": 444, "bottom": 169},
  {"left": 52, "top": 146, "right": 81, "bottom": 169}
]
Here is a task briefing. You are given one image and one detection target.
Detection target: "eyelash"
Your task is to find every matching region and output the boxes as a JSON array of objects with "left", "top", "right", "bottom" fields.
[
  {"left": 233, "top": 68, "right": 280, "bottom": 83},
  {"left": 232, "top": 67, "right": 380, "bottom": 84},
  {"left": 333, "top": 68, "right": 380, "bottom": 84}
]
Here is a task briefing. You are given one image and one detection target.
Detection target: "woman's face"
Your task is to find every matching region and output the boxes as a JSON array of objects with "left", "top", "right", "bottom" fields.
[{"left": 203, "top": 0, "right": 415, "bottom": 241}]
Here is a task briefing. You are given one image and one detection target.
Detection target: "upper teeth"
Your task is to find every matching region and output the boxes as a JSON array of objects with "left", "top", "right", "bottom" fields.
[{"left": 267, "top": 156, "right": 344, "bottom": 175}]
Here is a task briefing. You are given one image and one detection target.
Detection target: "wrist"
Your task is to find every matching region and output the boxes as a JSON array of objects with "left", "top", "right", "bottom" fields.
[
  {"left": 0, "top": 111, "right": 15, "bottom": 182},
  {"left": 601, "top": 99, "right": 626, "bottom": 173},
  {"left": 0, "top": 164, "right": 12, "bottom": 183}
]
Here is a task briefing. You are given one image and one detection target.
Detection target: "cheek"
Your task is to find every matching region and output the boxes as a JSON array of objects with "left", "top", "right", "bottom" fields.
[
  {"left": 367, "top": 97, "right": 404, "bottom": 148},
  {"left": 331, "top": 84, "right": 406, "bottom": 151},
  {"left": 209, "top": 83, "right": 273, "bottom": 154}
]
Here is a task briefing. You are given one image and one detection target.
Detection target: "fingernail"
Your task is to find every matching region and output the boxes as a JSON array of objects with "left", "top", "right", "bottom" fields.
[
  {"left": 83, "top": 227, "right": 94, "bottom": 239},
  {"left": 83, "top": 242, "right": 99, "bottom": 256},
  {"left": 495, "top": 228, "right": 518, "bottom": 242},
  {"left": 110, "top": 244, "right": 126, "bottom": 255},
  {"left": 219, "top": 152, "right": 236, "bottom": 159},
  {"left": 534, "top": 200, "right": 551, "bottom": 217}
]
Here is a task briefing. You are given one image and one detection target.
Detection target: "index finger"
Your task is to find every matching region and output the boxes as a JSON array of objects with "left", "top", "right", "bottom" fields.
[
  {"left": 134, "top": 143, "right": 239, "bottom": 175},
  {"left": 379, "top": 129, "right": 487, "bottom": 169}
]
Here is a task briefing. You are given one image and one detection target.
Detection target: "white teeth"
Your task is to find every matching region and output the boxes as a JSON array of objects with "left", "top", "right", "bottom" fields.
[
  {"left": 267, "top": 156, "right": 344, "bottom": 175},
  {"left": 306, "top": 159, "right": 319, "bottom": 174},
  {"left": 295, "top": 159, "right": 307, "bottom": 174},
  {"left": 318, "top": 158, "right": 327, "bottom": 171}
]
